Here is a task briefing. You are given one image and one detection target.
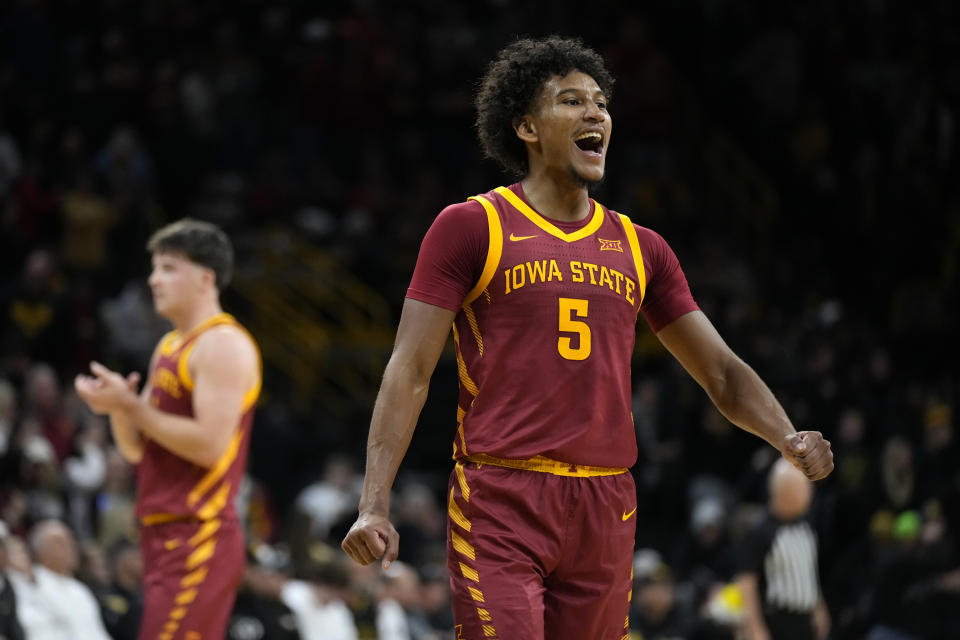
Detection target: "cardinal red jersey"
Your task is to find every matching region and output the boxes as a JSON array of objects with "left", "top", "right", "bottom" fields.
[
  {"left": 407, "top": 184, "right": 697, "bottom": 469},
  {"left": 135, "top": 312, "right": 261, "bottom": 523}
]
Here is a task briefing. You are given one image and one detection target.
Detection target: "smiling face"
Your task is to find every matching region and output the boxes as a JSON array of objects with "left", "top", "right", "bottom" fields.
[
  {"left": 148, "top": 251, "right": 213, "bottom": 320},
  {"left": 516, "top": 70, "right": 612, "bottom": 186}
]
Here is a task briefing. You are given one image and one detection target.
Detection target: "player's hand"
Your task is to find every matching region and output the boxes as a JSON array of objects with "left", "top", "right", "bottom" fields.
[
  {"left": 782, "top": 431, "right": 834, "bottom": 481},
  {"left": 74, "top": 362, "right": 140, "bottom": 415},
  {"left": 341, "top": 511, "right": 399, "bottom": 570}
]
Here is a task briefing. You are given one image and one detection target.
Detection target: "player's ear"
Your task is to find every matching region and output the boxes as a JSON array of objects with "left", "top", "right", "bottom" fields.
[
  {"left": 201, "top": 266, "right": 217, "bottom": 291},
  {"left": 513, "top": 115, "right": 538, "bottom": 143}
]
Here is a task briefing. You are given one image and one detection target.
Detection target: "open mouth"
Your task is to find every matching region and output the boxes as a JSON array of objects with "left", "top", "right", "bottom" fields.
[{"left": 574, "top": 131, "right": 604, "bottom": 155}]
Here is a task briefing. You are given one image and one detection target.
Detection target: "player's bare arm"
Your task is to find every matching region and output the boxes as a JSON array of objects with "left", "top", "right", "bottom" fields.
[
  {"left": 656, "top": 310, "right": 834, "bottom": 481},
  {"left": 341, "top": 298, "right": 456, "bottom": 569},
  {"left": 77, "top": 325, "right": 259, "bottom": 468}
]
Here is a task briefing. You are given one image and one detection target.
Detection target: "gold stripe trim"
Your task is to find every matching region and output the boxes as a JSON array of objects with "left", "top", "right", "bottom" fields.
[
  {"left": 468, "top": 586, "right": 485, "bottom": 602},
  {"left": 141, "top": 513, "right": 191, "bottom": 526},
  {"left": 463, "top": 304, "right": 484, "bottom": 356},
  {"left": 456, "top": 406, "right": 468, "bottom": 457},
  {"left": 455, "top": 462, "right": 470, "bottom": 502},
  {"left": 175, "top": 589, "right": 198, "bottom": 605},
  {"left": 196, "top": 482, "right": 231, "bottom": 521},
  {"left": 452, "top": 326, "right": 479, "bottom": 397},
  {"left": 169, "top": 607, "right": 187, "bottom": 620},
  {"left": 448, "top": 488, "right": 471, "bottom": 532},
  {"left": 477, "top": 608, "right": 492, "bottom": 621},
  {"left": 451, "top": 530, "right": 476, "bottom": 560},
  {"left": 166, "top": 313, "right": 234, "bottom": 352},
  {"left": 164, "top": 621, "right": 178, "bottom": 633},
  {"left": 459, "top": 562, "right": 479, "bottom": 582},
  {"left": 159, "top": 332, "right": 178, "bottom": 356},
  {"left": 188, "top": 429, "right": 243, "bottom": 506},
  {"left": 180, "top": 566, "right": 208, "bottom": 588},
  {"left": 188, "top": 518, "right": 221, "bottom": 547},
  {"left": 464, "top": 453, "right": 628, "bottom": 477},
  {"left": 185, "top": 538, "right": 216, "bottom": 571},
  {"left": 464, "top": 196, "right": 503, "bottom": 306},
  {"left": 495, "top": 186, "right": 604, "bottom": 243},
  {"left": 618, "top": 214, "right": 647, "bottom": 306},
  {"left": 482, "top": 623, "right": 497, "bottom": 636},
  {"left": 177, "top": 341, "right": 197, "bottom": 391}
]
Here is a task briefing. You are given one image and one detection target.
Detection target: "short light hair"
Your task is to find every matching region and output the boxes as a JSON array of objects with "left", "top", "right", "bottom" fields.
[{"left": 147, "top": 218, "right": 234, "bottom": 289}]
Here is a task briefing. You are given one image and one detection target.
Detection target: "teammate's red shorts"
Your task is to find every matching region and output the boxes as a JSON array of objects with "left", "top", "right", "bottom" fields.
[
  {"left": 446, "top": 459, "right": 636, "bottom": 640},
  {"left": 138, "top": 518, "right": 245, "bottom": 640}
]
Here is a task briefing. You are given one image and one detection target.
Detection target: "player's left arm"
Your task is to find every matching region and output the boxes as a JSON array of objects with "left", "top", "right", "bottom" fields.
[
  {"left": 128, "top": 325, "right": 260, "bottom": 468},
  {"left": 656, "top": 310, "right": 833, "bottom": 481}
]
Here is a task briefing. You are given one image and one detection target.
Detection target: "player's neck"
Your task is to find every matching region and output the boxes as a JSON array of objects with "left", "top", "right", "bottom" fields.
[
  {"left": 520, "top": 172, "right": 591, "bottom": 222},
  {"left": 169, "top": 299, "right": 224, "bottom": 334}
]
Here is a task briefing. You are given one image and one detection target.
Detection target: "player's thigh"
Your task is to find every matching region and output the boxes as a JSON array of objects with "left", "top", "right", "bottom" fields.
[
  {"left": 139, "top": 520, "right": 245, "bottom": 640},
  {"left": 543, "top": 473, "right": 635, "bottom": 640},
  {"left": 447, "top": 463, "right": 564, "bottom": 640}
]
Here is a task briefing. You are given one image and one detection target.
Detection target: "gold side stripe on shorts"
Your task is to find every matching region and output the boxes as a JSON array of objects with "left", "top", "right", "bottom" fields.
[
  {"left": 464, "top": 453, "right": 628, "bottom": 477},
  {"left": 180, "top": 566, "right": 208, "bottom": 588},
  {"left": 477, "top": 608, "right": 492, "bottom": 621},
  {"left": 175, "top": 589, "right": 198, "bottom": 605},
  {"left": 468, "top": 586, "right": 485, "bottom": 603},
  {"left": 169, "top": 607, "right": 187, "bottom": 620},
  {"left": 188, "top": 518, "right": 221, "bottom": 547},
  {"left": 459, "top": 562, "right": 479, "bottom": 583},
  {"left": 196, "top": 482, "right": 231, "bottom": 520},
  {"left": 482, "top": 623, "right": 497, "bottom": 637},
  {"left": 164, "top": 621, "right": 178, "bottom": 633},
  {"left": 455, "top": 462, "right": 470, "bottom": 501},
  {"left": 451, "top": 530, "right": 476, "bottom": 561},
  {"left": 448, "top": 488, "right": 471, "bottom": 532},
  {"left": 185, "top": 538, "right": 217, "bottom": 570}
]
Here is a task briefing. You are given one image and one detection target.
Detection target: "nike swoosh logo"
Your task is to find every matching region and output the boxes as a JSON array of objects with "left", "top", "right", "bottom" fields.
[
  {"left": 622, "top": 507, "right": 637, "bottom": 521},
  {"left": 509, "top": 233, "right": 538, "bottom": 241}
]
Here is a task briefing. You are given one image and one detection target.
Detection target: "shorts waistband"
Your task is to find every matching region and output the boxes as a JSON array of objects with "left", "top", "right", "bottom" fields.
[
  {"left": 463, "top": 453, "right": 628, "bottom": 477},
  {"left": 139, "top": 512, "right": 202, "bottom": 526}
]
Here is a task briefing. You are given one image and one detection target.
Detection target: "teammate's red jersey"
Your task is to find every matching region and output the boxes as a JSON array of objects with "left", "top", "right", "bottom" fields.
[
  {"left": 407, "top": 184, "right": 697, "bottom": 469},
  {"left": 135, "top": 312, "right": 260, "bottom": 522}
]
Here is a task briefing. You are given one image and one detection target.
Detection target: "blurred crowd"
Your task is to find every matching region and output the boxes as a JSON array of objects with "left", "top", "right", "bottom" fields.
[{"left": 0, "top": 1, "right": 958, "bottom": 639}]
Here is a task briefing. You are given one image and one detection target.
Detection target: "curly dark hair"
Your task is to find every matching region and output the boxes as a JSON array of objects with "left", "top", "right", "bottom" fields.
[{"left": 475, "top": 36, "right": 614, "bottom": 176}]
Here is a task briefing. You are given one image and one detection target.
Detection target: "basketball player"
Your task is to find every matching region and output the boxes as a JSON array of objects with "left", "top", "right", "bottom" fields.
[
  {"left": 75, "top": 219, "right": 261, "bottom": 640},
  {"left": 341, "top": 37, "right": 834, "bottom": 639}
]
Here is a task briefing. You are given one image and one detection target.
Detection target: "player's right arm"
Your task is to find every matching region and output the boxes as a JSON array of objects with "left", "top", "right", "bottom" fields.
[{"left": 341, "top": 298, "right": 456, "bottom": 569}]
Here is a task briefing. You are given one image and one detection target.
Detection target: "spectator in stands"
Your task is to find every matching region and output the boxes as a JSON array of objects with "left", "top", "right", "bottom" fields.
[
  {"left": 0, "top": 522, "right": 25, "bottom": 640},
  {"left": 27, "top": 519, "right": 111, "bottom": 640}
]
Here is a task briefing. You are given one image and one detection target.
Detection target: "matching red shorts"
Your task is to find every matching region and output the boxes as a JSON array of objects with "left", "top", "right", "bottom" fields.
[
  {"left": 138, "top": 518, "right": 245, "bottom": 640},
  {"left": 446, "top": 460, "right": 636, "bottom": 640}
]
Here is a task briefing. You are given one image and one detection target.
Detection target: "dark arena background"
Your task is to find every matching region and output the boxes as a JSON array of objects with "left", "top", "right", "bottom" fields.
[{"left": 0, "top": 1, "right": 957, "bottom": 639}]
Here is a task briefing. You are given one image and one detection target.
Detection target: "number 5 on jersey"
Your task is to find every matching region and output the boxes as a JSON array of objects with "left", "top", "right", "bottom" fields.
[{"left": 558, "top": 297, "right": 591, "bottom": 360}]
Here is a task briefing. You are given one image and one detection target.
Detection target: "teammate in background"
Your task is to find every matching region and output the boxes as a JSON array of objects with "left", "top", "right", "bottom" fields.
[
  {"left": 738, "top": 459, "right": 830, "bottom": 640},
  {"left": 75, "top": 219, "right": 261, "bottom": 640},
  {"left": 341, "top": 36, "right": 834, "bottom": 639}
]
